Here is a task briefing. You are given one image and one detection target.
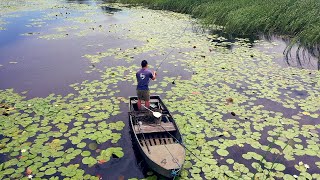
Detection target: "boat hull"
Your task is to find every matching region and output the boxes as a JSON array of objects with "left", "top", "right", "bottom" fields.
[{"left": 129, "top": 96, "right": 185, "bottom": 178}]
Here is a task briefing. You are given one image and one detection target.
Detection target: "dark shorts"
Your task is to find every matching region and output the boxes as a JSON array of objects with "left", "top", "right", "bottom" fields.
[{"left": 137, "top": 90, "right": 150, "bottom": 101}]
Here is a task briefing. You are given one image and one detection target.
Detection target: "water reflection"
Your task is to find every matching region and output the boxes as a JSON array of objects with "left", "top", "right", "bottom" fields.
[
  {"left": 262, "top": 35, "right": 320, "bottom": 70},
  {"left": 193, "top": 24, "right": 319, "bottom": 70},
  {"left": 100, "top": 5, "right": 121, "bottom": 14},
  {"left": 65, "top": 0, "right": 320, "bottom": 70},
  {"left": 65, "top": 0, "right": 92, "bottom": 5},
  {"left": 285, "top": 45, "right": 320, "bottom": 71},
  {"left": 66, "top": 0, "right": 122, "bottom": 14}
]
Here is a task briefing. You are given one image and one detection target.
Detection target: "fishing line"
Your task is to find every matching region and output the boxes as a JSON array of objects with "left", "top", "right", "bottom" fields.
[
  {"left": 157, "top": 124, "right": 202, "bottom": 161},
  {"left": 154, "top": 17, "right": 191, "bottom": 72},
  {"left": 171, "top": 57, "right": 197, "bottom": 84}
]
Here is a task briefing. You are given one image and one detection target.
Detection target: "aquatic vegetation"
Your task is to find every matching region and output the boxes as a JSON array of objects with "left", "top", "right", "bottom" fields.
[
  {"left": 119, "top": 0, "right": 320, "bottom": 52},
  {"left": 0, "top": 66, "right": 132, "bottom": 179},
  {"left": 0, "top": 19, "right": 6, "bottom": 31},
  {"left": 98, "top": 5, "right": 320, "bottom": 179},
  {"left": 0, "top": 0, "right": 320, "bottom": 179}
]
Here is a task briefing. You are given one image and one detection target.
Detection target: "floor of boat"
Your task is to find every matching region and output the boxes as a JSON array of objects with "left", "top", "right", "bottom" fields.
[
  {"left": 141, "top": 143, "right": 185, "bottom": 170},
  {"left": 139, "top": 133, "right": 184, "bottom": 170}
]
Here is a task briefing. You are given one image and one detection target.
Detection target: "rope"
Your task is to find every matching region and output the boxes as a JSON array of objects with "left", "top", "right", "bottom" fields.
[
  {"left": 171, "top": 169, "right": 180, "bottom": 178},
  {"left": 143, "top": 120, "right": 183, "bottom": 177},
  {"left": 161, "top": 134, "right": 182, "bottom": 178},
  {"left": 163, "top": 141, "right": 181, "bottom": 168},
  {"left": 156, "top": 124, "right": 202, "bottom": 161}
]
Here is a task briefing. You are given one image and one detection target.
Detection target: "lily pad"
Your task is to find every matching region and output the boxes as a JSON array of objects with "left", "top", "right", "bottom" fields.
[
  {"left": 88, "top": 142, "right": 98, "bottom": 150},
  {"left": 45, "top": 168, "right": 57, "bottom": 175},
  {"left": 217, "top": 149, "right": 229, "bottom": 156}
]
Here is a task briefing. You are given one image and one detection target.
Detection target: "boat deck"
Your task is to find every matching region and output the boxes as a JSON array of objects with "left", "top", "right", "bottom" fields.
[{"left": 142, "top": 144, "right": 185, "bottom": 170}]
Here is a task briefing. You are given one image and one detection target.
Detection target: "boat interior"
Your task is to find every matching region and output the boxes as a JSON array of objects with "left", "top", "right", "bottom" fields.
[
  {"left": 130, "top": 98, "right": 178, "bottom": 139},
  {"left": 129, "top": 97, "right": 185, "bottom": 170}
]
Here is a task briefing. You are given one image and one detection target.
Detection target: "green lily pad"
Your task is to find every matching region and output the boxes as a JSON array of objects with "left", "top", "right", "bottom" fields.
[
  {"left": 82, "top": 157, "right": 97, "bottom": 167},
  {"left": 226, "top": 159, "right": 234, "bottom": 164},
  {"left": 81, "top": 151, "right": 91, "bottom": 157},
  {"left": 45, "top": 168, "right": 57, "bottom": 175},
  {"left": 77, "top": 142, "right": 86, "bottom": 149},
  {"left": 274, "top": 163, "right": 286, "bottom": 171},
  {"left": 217, "top": 149, "right": 229, "bottom": 156},
  {"left": 88, "top": 142, "right": 98, "bottom": 150}
]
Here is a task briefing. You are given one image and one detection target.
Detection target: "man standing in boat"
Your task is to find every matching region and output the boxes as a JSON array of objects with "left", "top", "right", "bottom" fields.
[{"left": 136, "top": 60, "right": 156, "bottom": 110}]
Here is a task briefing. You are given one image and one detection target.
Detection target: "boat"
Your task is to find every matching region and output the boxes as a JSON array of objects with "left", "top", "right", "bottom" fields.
[{"left": 128, "top": 95, "right": 185, "bottom": 178}]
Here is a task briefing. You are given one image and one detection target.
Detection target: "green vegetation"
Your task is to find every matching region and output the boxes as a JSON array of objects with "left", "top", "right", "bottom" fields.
[
  {"left": 1, "top": 0, "right": 320, "bottom": 179},
  {"left": 0, "top": 65, "right": 129, "bottom": 179},
  {"left": 118, "top": 0, "right": 320, "bottom": 50}
]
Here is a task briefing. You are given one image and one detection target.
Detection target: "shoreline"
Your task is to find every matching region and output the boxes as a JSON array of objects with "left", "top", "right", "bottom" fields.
[{"left": 117, "top": 0, "right": 320, "bottom": 57}]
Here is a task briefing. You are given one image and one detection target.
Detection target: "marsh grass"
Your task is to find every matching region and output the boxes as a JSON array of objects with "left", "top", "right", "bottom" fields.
[{"left": 118, "top": 0, "right": 320, "bottom": 52}]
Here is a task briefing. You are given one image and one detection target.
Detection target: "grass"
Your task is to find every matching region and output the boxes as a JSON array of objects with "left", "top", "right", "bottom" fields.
[{"left": 117, "top": 0, "right": 320, "bottom": 52}]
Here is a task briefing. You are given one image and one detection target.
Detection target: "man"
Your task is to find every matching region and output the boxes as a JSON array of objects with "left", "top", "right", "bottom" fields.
[{"left": 136, "top": 60, "right": 156, "bottom": 110}]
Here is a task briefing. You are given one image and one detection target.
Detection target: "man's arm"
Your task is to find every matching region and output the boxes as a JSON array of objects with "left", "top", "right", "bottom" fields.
[
  {"left": 151, "top": 71, "right": 156, "bottom": 80},
  {"left": 135, "top": 72, "right": 138, "bottom": 81}
]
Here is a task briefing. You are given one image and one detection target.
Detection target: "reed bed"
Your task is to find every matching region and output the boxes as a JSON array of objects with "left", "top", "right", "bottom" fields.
[{"left": 118, "top": 0, "right": 320, "bottom": 50}]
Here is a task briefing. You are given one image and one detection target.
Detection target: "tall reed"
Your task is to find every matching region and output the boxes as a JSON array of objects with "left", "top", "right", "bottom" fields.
[{"left": 118, "top": 0, "right": 320, "bottom": 51}]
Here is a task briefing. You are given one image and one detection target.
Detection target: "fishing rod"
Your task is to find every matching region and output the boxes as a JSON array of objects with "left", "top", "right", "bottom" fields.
[
  {"left": 155, "top": 48, "right": 176, "bottom": 72},
  {"left": 154, "top": 21, "right": 191, "bottom": 72}
]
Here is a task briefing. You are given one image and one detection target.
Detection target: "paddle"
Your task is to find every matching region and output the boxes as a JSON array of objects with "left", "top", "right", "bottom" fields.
[
  {"left": 142, "top": 105, "right": 162, "bottom": 118},
  {"left": 134, "top": 100, "right": 162, "bottom": 118}
]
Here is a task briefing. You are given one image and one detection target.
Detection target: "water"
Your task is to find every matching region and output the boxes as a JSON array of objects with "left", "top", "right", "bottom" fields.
[
  {"left": 0, "top": 0, "right": 319, "bottom": 179},
  {"left": 203, "top": 28, "right": 320, "bottom": 70}
]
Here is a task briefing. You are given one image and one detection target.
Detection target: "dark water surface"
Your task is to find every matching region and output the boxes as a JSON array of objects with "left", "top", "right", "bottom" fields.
[
  {"left": 1, "top": 0, "right": 319, "bottom": 179},
  {"left": 0, "top": 1, "right": 146, "bottom": 179},
  {"left": 202, "top": 28, "right": 320, "bottom": 70},
  {"left": 0, "top": 1, "right": 190, "bottom": 179}
]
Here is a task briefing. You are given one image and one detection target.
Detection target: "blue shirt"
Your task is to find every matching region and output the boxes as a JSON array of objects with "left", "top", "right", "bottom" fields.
[{"left": 136, "top": 68, "right": 153, "bottom": 90}]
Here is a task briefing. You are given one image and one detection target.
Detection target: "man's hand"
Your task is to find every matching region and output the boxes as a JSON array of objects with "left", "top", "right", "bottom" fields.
[{"left": 152, "top": 71, "right": 157, "bottom": 80}]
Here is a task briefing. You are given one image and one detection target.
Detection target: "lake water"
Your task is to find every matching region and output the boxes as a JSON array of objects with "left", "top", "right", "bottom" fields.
[{"left": 0, "top": 0, "right": 319, "bottom": 179}]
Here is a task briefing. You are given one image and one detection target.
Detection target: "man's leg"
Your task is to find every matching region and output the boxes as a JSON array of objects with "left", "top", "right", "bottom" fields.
[
  {"left": 145, "top": 100, "right": 150, "bottom": 108},
  {"left": 137, "top": 90, "right": 142, "bottom": 110},
  {"left": 145, "top": 90, "right": 150, "bottom": 108},
  {"left": 137, "top": 99, "right": 142, "bottom": 110}
]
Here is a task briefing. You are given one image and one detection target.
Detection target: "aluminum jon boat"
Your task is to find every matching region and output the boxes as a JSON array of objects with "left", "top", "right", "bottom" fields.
[{"left": 129, "top": 96, "right": 185, "bottom": 178}]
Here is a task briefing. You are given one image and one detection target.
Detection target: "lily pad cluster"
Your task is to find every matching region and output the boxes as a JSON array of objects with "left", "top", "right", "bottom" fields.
[
  {"left": 0, "top": 66, "right": 133, "bottom": 179},
  {"left": 86, "top": 4, "right": 320, "bottom": 180},
  {"left": 1, "top": 0, "right": 320, "bottom": 179}
]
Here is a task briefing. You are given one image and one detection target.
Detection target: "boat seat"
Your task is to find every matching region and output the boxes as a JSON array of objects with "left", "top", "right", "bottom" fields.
[
  {"left": 149, "top": 99, "right": 160, "bottom": 103},
  {"left": 130, "top": 99, "right": 159, "bottom": 104},
  {"left": 134, "top": 122, "right": 176, "bottom": 134}
]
